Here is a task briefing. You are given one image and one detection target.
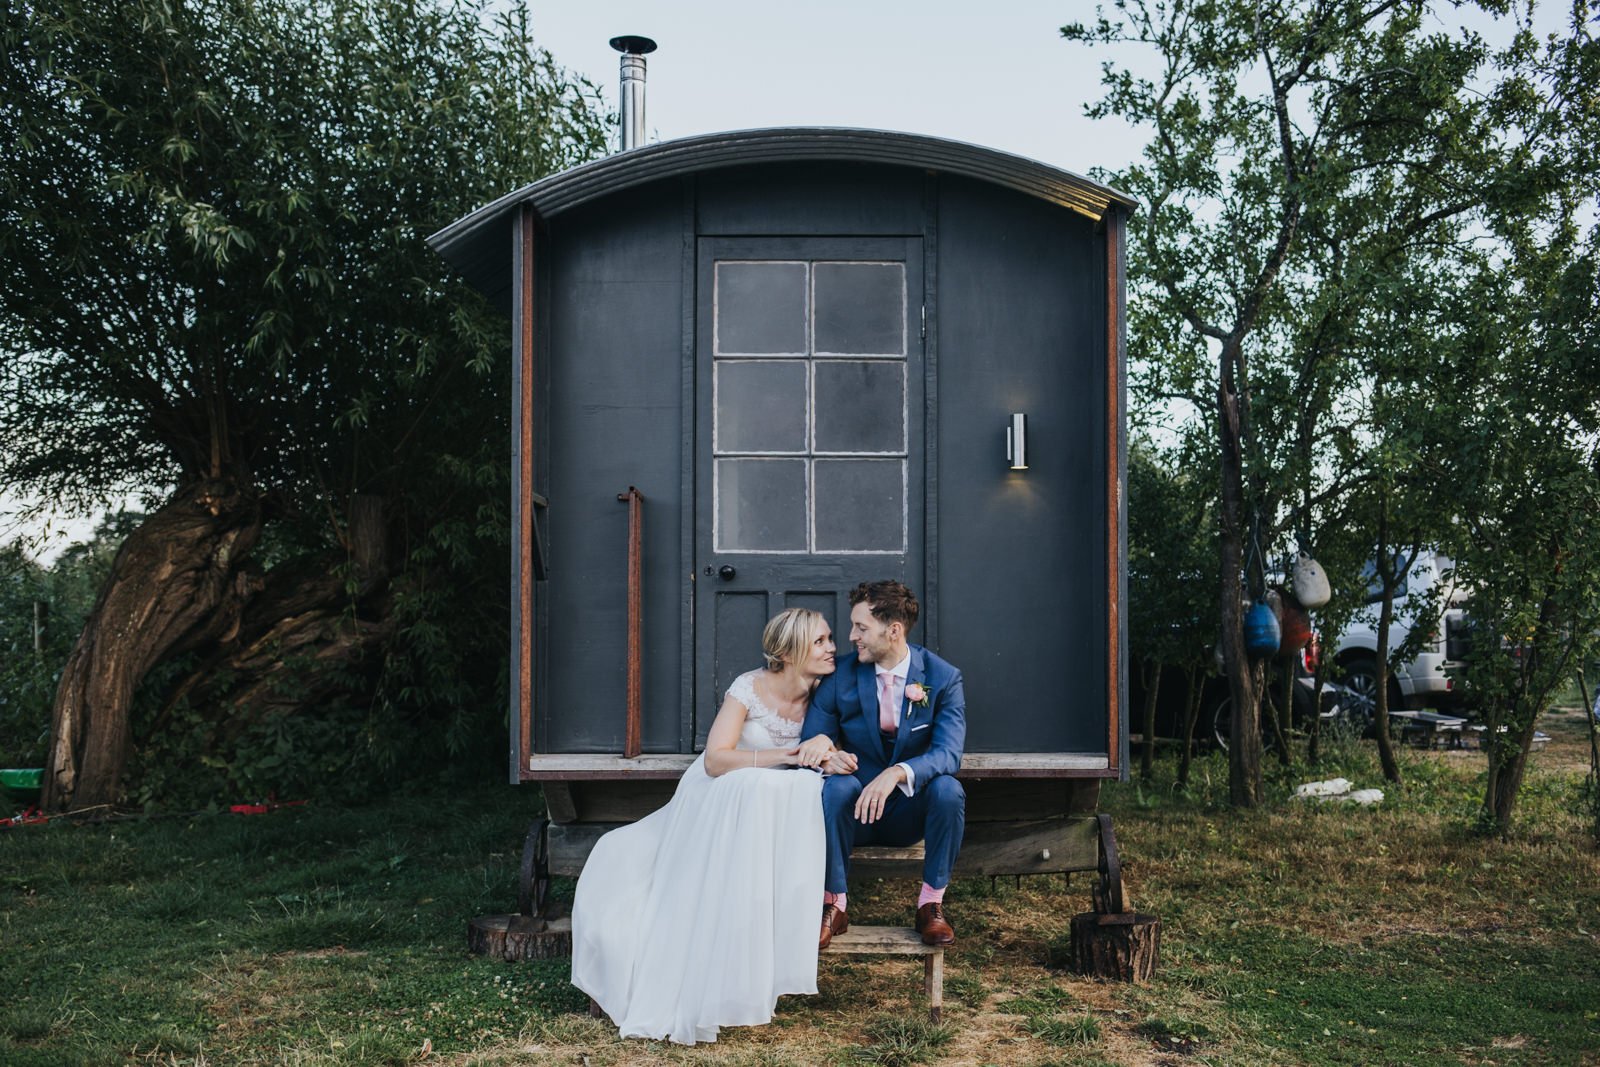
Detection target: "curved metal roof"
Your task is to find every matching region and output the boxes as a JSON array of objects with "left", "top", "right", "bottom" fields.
[{"left": 428, "top": 127, "right": 1135, "bottom": 300}]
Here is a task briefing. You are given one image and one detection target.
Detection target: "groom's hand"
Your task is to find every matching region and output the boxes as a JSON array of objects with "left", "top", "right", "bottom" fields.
[
  {"left": 822, "top": 750, "right": 858, "bottom": 775},
  {"left": 854, "top": 766, "right": 908, "bottom": 824}
]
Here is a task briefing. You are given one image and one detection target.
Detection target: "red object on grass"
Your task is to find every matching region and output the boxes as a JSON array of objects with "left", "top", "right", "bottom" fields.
[
  {"left": 1, "top": 807, "right": 50, "bottom": 829},
  {"left": 228, "top": 796, "right": 308, "bottom": 815}
]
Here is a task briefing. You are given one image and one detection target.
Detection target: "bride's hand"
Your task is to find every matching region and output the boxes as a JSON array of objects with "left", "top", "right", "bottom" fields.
[{"left": 795, "top": 735, "right": 834, "bottom": 767}]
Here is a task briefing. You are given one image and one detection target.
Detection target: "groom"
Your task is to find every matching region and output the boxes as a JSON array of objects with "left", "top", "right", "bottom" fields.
[{"left": 799, "top": 580, "right": 966, "bottom": 949}]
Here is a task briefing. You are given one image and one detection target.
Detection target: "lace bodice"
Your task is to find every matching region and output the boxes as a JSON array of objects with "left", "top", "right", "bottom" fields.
[{"left": 727, "top": 670, "right": 804, "bottom": 748}]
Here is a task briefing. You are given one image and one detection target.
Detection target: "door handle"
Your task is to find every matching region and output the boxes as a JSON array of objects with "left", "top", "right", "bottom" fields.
[{"left": 718, "top": 565, "right": 737, "bottom": 581}]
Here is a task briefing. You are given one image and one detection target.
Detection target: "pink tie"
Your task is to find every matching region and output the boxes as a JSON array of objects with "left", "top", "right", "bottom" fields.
[{"left": 878, "top": 673, "right": 898, "bottom": 734}]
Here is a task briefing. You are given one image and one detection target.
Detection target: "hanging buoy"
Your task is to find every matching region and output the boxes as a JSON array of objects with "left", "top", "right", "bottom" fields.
[
  {"left": 1277, "top": 591, "right": 1312, "bottom": 656},
  {"left": 1244, "top": 601, "right": 1281, "bottom": 657},
  {"left": 1292, "top": 551, "right": 1331, "bottom": 608}
]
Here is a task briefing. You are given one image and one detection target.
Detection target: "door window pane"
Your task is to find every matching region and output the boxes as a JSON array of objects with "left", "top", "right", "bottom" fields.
[
  {"left": 715, "top": 262, "right": 808, "bottom": 355},
  {"left": 813, "top": 459, "right": 904, "bottom": 552},
  {"left": 813, "top": 262, "right": 904, "bottom": 355},
  {"left": 716, "top": 459, "right": 808, "bottom": 551},
  {"left": 715, "top": 361, "right": 808, "bottom": 453},
  {"left": 813, "top": 361, "right": 905, "bottom": 454}
]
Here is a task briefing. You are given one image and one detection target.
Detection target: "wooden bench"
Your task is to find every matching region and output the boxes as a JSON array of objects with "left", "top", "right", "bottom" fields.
[
  {"left": 522, "top": 756, "right": 1129, "bottom": 1017},
  {"left": 823, "top": 923, "right": 945, "bottom": 1022},
  {"left": 1389, "top": 709, "right": 1467, "bottom": 748}
]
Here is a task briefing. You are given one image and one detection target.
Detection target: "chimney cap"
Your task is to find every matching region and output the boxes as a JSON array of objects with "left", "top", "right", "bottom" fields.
[{"left": 609, "top": 35, "right": 657, "bottom": 55}]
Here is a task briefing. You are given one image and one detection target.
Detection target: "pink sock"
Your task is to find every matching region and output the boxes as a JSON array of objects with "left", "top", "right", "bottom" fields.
[
  {"left": 824, "top": 891, "right": 847, "bottom": 911},
  {"left": 917, "top": 883, "right": 945, "bottom": 908}
]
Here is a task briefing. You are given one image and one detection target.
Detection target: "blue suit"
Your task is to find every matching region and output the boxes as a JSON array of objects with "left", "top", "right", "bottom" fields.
[{"left": 802, "top": 645, "right": 966, "bottom": 892}]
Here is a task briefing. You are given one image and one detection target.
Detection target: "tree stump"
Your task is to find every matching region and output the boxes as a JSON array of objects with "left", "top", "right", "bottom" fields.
[
  {"left": 466, "top": 912, "right": 572, "bottom": 961},
  {"left": 1068, "top": 911, "right": 1160, "bottom": 982}
]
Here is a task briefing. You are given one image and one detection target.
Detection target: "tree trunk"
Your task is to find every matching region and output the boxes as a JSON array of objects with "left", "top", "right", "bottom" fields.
[
  {"left": 1371, "top": 490, "right": 1403, "bottom": 782},
  {"left": 1279, "top": 658, "right": 1294, "bottom": 755},
  {"left": 1373, "top": 581, "right": 1402, "bottom": 784},
  {"left": 1484, "top": 740, "right": 1531, "bottom": 836},
  {"left": 1265, "top": 662, "right": 1293, "bottom": 766},
  {"left": 1307, "top": 664, "right": 1327, "bottom": 765},
  {"left": 1218, "top": 379, "right": 1262, "bottom": 808},
  {"left": 1483, "top": 595, "right": 1567, "bottom": 834},
  {"left": 41, "top": 478, "right": 265, "bottom": 812},
  {"left": 1140, "top": 659, "right": 1161, "bottom": 780},
  {"left": 1177, "top": 663, "right": 1200, "bottom": 788},
  {"left": 154, "top": 495, "right": 394, "bottom": 750},
  {"left": 1579, "top": 669, "right": 1599, "bottom": 842}
]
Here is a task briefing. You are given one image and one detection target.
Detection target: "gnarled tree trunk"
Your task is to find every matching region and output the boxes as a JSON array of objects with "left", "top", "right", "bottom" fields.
[{"left": 41, "top": 478, "right": 265, "bottom": 812}]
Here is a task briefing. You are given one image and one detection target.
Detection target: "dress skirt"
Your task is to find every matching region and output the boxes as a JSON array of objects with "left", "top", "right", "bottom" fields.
[{"left": 570, "top": 754, "right": 824, "bottom": 1045}]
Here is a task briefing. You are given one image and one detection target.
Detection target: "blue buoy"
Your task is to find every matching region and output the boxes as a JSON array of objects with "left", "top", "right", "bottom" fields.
[{"left": 1244, "top": 601, "right": 1281, "bottom": 657}]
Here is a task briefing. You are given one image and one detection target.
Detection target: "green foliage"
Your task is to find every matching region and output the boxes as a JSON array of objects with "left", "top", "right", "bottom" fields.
[
  {"left": 0, "top": 514, "right": 140, "bottom": 770},
  {"left": 1128, "top": 437, "right": 1216, "bottom": 669},
  {"left": 0, "top": 0, "right": 610, "bottom": 804},
  {"left": 1071, "top": 1, "right": 1600, "bottom": 814}
]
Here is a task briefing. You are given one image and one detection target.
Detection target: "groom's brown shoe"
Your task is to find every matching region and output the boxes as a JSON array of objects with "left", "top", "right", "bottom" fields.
[
  {"left": 915, "top": 902, "right": 955, "bottom": 946},
  {"left": 820, "top": 904, "right": 849, "bottom": 949}
]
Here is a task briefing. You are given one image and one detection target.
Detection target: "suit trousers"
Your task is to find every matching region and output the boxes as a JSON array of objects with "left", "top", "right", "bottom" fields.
[{"left": 820, "top": 770, "right": 965, "bottom": 894}]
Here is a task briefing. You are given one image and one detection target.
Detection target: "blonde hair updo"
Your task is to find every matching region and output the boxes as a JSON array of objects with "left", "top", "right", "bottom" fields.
[{"left": 762, "top": 608, "right": 826, "bottom": 672}]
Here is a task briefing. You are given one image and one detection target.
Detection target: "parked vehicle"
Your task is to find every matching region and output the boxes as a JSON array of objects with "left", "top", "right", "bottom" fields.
[
  {"left": 1329, "top": 548, "right": 1469, "bottom": 730},
  {"left": 1208, "top": 639, "right": 1368, "bottom": 750}
]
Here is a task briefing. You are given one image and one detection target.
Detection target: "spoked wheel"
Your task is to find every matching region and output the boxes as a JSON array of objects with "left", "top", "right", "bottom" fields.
[
  {"left": 1335, "top": 655, "right": 1400, "bottom": 739},
  {"left": 1339, "top": 656, "right": 1382, "bottom": 724},
  {"left": 1211, "top": 698, "right": 1233, "bottom": 751}
]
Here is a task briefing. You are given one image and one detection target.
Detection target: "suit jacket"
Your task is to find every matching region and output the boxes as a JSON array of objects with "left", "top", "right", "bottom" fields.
[{"left": 802, "top": 644, "right": 965, "bottom": 786}]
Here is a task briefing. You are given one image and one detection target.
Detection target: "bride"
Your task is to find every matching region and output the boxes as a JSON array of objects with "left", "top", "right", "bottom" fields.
[{"left": 571, "top": 607, "right": 849, "bottom": 1045}]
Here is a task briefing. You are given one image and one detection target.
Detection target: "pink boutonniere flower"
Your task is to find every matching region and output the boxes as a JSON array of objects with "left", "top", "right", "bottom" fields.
[{"left": 904, "top": 683, "right": 929, "bottom": 707}]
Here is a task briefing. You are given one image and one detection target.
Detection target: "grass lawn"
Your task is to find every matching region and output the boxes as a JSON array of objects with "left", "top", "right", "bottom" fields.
[{"left": 3, "top": 707, "right": 1597, "bottom": 1066}]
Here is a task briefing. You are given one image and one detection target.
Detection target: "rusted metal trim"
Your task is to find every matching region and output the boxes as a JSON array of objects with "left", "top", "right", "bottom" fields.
[
  {"left": 511, "top": 205, "right": 538, "bottom": 783},
  {"left": 618, "top": 486, "right": 644, "bottom": 758}
]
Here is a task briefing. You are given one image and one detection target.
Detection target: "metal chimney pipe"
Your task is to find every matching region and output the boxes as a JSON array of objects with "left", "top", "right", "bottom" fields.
[{"left": 609, "top": 35, "right": 657, "bottom": 152}]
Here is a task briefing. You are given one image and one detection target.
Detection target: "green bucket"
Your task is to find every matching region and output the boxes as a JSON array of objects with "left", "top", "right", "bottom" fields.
[{"left": 0, "top": 768, "right": 44, "bottom": 807}]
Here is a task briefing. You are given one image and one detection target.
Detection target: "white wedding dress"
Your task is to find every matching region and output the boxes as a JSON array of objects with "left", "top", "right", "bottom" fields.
[{"left": 570, "top": 670, "right": 825, "bottom": 1045}]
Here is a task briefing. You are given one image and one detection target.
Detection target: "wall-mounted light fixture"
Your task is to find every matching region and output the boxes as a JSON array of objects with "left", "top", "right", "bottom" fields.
[{"left": 1006, "top": 413, "right": 1028, "bottom": 470}]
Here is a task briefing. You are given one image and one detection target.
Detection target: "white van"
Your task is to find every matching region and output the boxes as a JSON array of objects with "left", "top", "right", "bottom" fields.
[{"left": 1331, "top": 548, "right": 1470, "bottom": 725}]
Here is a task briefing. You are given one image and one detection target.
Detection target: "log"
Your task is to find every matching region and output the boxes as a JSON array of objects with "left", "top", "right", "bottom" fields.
[
  {"left": 1068, "top": 911, "right": 1160, "bottom": 982},
  {"left": 466, "top": 913, "right": 572, "bottom": 961}
]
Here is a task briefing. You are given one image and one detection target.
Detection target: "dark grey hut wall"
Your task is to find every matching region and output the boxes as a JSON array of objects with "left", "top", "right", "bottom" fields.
[
  {"left": 542, "top": 184, "right": 686, "bottom": 753},
  {"left": 933, "top": 176, "right": 1107, "bottom": 752},
  {"left": 538, "top": 163, "right": 1109, "bottom": 754}
]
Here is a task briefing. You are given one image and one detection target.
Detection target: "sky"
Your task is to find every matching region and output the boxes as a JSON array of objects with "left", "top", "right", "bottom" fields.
[{"left": 523, "top": 0, "right": 1148, "bottom": 178}]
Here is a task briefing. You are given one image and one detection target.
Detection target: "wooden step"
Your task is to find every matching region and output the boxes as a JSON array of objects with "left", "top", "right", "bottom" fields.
[{"left": 823, "top": 924, "right": 945, "bottom": 1022}]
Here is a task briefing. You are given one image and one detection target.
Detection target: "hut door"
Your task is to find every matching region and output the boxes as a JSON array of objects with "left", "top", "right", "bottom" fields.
[{"left": 694, "top": 236, "right": 924, "bottom": 745}]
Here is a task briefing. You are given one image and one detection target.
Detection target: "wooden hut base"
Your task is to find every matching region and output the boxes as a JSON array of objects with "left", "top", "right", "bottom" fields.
[
  {"left": 1068, "top": 911, "right": 1160, "bottom": 982},
  {"left": 466, "top": 913, "right": 572, "bottom": 961}
]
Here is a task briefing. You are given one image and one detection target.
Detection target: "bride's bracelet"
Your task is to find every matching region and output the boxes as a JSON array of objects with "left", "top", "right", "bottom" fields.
[{"left": 752, "top": 749, "right": 759, "bottom": 769}]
